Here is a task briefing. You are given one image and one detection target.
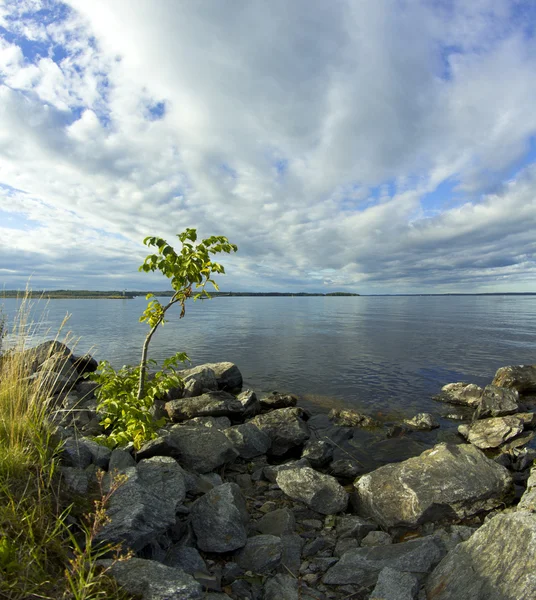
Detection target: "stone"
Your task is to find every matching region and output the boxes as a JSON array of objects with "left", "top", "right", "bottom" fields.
[
  {"left": 323, "top": 535, "right": 445, "bottom": 587},
  {"left": 256, "top": 508, "right": 296, "bottom": 536},
  {"left": 329, "top": 408, "right": 380, "bottom": 428},
  {"left": 335, "top": 515, "right": 377, "bottom": 542},
  {"left": 71, "top": 353, "right": 98, "bottom": 375},
  {"left": 458, "top": 415, "right": 525, "bottom": 449},
  {"left": 279, "top": 534, "right": 304, "bottom": 575},
  {"left": 108, "top": 448, "right": 136, "bottom": 472},
  {"left": 426, "top": 512, "right": 536, "bottom": 600},
  {"left": 235, "top": 535, "right": 282, "bottom": 574},
  {"left": 163, "top": 546, "right": 209, "bottom": 576},
  {"left": 79, "top": 438, "right": 111, "bottom": 469},
  {"left": 190, "top": 483, "right": 249, "bottom": 552},
  {"left": 21, "top": 340, "right": 71, "bottom": 372},
  {"left": 263, "top": 458, "right": 310, "bottom": 483},
  {"left": 276, "top": 466, "right": 348, "bottom": 515},
  {"left": 518, "top": 464, "right": 536, "bottom": 511},
  {"left": 180, "top": 365, "right": 218, "bottom": 398},
  {"left": 223, "top": 423, "right": 271, "bottom": 459},
  {"left": 353, "top": 443, "right": 513, "bottom": 529},
  {"left": 404, "top": 412, "right": 440, "bottom": 430},
  {"left": 302, "top": 439, "right": 334, "bottom": 468},
  {"left": 251, "top": 408, "right": 310, "bottom": 456},
  {"left": 105, "top": 558, "right": 203, "bottom": 600},
  {"left": 97, "top": 457, "right": 186, "bottom": 552},
  {"left": 165, "top": 391, "right": 244, "bottom": 422},
  {"left": 202, "top": 361, "right": 243, "bottom": 391},
  {"left": 38, "top": 355, "right": 79, "bottom": 393},
  {"left": 360, "top": 531, "right": 392, "bottom": 547},
  {"left": 475, "top": 385, "right": 519, "bottom": 418},
  {"left": 436, "top": 383, "right": 483, "bottom": 407},
  {"left": 183, "top": 416, "right": 231, "bottom": 429},
  {"left": 492, "top": 365, "right": 536, "bottom": 393},
  {"left": 335, "top": 538, "right": 360, "bottom": 556},
  {"left": 369, "top": 567, "right": 419, "bottom": 600},
  {"left": 329, "top": 459, "right": 363, "bottom": 480},
  {"left": 61, "top": 437, "right": 93, "bottom": 469},
  {"left": 60, "top": 466, "right": 89, "bottom": 495},
  {"left": 260, "top": 392, "right": 298, "bottom": 410},
  {"left": 236, "top": 389, "right": 261, "bottom": 418},
  {"left": 264, "top": 574, "right": 299, "bottom": 600}
]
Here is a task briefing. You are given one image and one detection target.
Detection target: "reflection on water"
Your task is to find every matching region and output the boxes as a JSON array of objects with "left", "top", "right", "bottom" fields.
[{"left": 2, "top": 295, "right": 536, "bottom": 425}]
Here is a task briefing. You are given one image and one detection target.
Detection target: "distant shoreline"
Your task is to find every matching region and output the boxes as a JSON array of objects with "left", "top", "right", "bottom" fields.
[{"left": 1, "top": 291, "right": 360, "bottom": 299}]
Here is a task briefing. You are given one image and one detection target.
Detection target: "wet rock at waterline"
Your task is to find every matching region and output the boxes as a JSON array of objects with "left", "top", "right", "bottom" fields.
[
  {"left": 353, "top": 443, "right": 513, "bottom": 529},
  {"left": 329, "top": 408, "right": 380, "bottom": 428},
  {"left": 492, "top": 364, "right": 536, "bottom": 393},
  {"left": 475, "top": 384, "right": 519, "bottom": 418},
  {"left": 435, "top": 382, "right": 483, "bottom": 407},
  {"left": 202, "top": 361, "right": 243, "bottom": 392},
  {"left": 165, "top": 390, "right": 245, "bottom": 422},
  {"left": 251, "top": 407, "right": 310, "bottom": 456},
  {"left": 403, "top": 412, "right": 440, "bottom": 430},
  {"left": 458, "top": 415, "right": 525, "bottom": 449}
]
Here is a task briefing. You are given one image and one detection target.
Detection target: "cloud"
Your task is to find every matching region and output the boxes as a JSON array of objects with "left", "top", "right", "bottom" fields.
[{"left": 0, "top": 0, "right": 535, "bottom": 292}]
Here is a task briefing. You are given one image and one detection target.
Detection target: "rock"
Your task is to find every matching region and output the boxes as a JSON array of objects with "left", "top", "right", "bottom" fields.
[
  {"left": 71, "top": 353, "right": 98, "bottom": 375},
  {"left": 353, "top": 443, "right": 513, "bottom": 529},
  {"left": 436, "top": 383, "right": 483, "bottom": 407},
  {"left": 404, "top": 413, "right": 439, "bottom": 430},
  {"left": 190, "top": 483, "right": 249, "bottom": 552},
  {"left": 97, "top": 457, "right": 186, "bottom": 552},
  {"left": 165, "top": 391, "right": 244, "bottom": 422},
  {"left": 264, "top": 574, "right": 299, "bottom": 600},
  {"left": 323, "top": 535, "right": 445, "bottom": 587},
  {"left": 180, "top": 365, "right": 218, "bottom": 398},
  {"left": 202, "top": 362, "right": 243, "bottom": 391},
  {"left": 183, "top": 416, "right": 231, "bottom": 430},
  {"left": 235, "top": 535, "right": 282, "bottom": 574},
  {"left": 360, "top": 531, "right": 393, "bottom": 547},
  {"left": 279, "top": 534, "right": 304, "bottom": 575},
  {"left": 475, "top": 385, "right": 519, "bottom": 418},
  {"left": 263, "top": 458, "right": 311, "bottom": 483},
  {"left": 75, "top": 380, "right": 99, "bottom": 400},
  {"left": 276, "top": 466, "right": 348, "bottom": 515},
  {"left": 369, "top": 567, "right": 419, "bottom": 600},
  {"left": 38, "top": 355, "right": 79, "bottom": 393},
  {"left": 138, "top": 426, "right": 238, "bottom": 473},
  {"left": 79, "top": 438, "right": 111, "bottom": 469},
  {"left": 61, "top": 437, "right": 93, "bottom": 469},
  {"left": 426, "top": 512, "right": 536, "bottom": 600},
  {"left": 302, "top": 439, "right": 334, "bottom": 468},
  {"left": 329, "top": 459, "right": 363, "bottom": 480},
  {"left": 21, "top": 340, "right": 71, "bottom": 372},
  {"left": 60, "top": 466, "right": 89, "bottom": 495},
  {"left": 260, "top": 392, "right": 298, "bottom": 410},
  {"left": 251, "top": 408, "right": 310, "bottom": 456},
  {"left": 256, "top": 508, "right": 296, "bottom": 536},
  {"left": 518, "top": 464, "right": 536, "bottom": 511},
  {"left": 105, "top": 558, "right": 203, "bottom": 600},
  {"left": 108, "top": 448, "right": 136, "bottom": 472},
  {"left": 492, "top": 365, "right": 536, "bottom": 393},
  {"left": 223, "top": 423, "right": 271, "bottom": 459},
  {"left": 335, "top": 515, "right": 377, "bottom": 542},
  {"left": 329, "top": 408, "right": 380, "bottom": 428},
  {"left": 236, "top": 389, "right": 261, "bottom": 418},
  {"left": 458, "top": 415, "right": 525, "bottom": 449},
  {"left": 163, "top": 546, "right": 209, "bottom": 577},
  {"left": 335, "top": 538, "right": 360, "bottom": 557}
]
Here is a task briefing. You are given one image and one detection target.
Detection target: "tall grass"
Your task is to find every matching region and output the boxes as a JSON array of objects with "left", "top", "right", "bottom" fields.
[{"left": 0, "top": 293, "right": 131, "bottom": 599}]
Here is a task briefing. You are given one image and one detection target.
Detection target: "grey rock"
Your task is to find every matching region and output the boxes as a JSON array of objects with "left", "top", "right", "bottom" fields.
[
  {"left": 163, "top": 546, "right": 209, "bottom": 576},
  {"left": 369, "top": 567, "right": 419, "bottom": 600},
  {"left": 264, "top": 574, "right": 299, "bottom": 600},
  {"left": 518, "top": 464, "right": 536, "bottom": 511},
  {"left": 329, "top": 459, "right": 363, "bottom": 480},
  {"left": 190, "top": 482, "right": 249, "bottom": 552},
  {"left": 492, "top": 364, "right": 536, "bottom": 393},
  {"left": 334, "top": 538, "right": 360, "bottom": 557},
  {"left": 360, "top": 531, "right": 392, "bottom": 547},
  {"left": 329, "top": 408, "right": 380, "bottom": 428},
  {"left": 256, "top": 508, "right": 296, "bottom": 536},
  {"left": 183, "top": 415, "right": 232, "bottom": 429},
  {"left": 263, "top": 458, "right": 310, "bottom": 483},
  {"left": 279, "top": 534, "right": 304, "bottom": 575},
  {"left": 236, "top": 389, "right": 261, "bottom": 418},
  {"left": 276, "top": 466, "right": 348, "bottom": 515},
  {"left": 404, "top": 412, "right": 440, "bottom": 430},
  {"left": 71, "top": 353, "right": 98, "bottom": 375},
  {"left": 80, "top": 438, "right": 111, "bottom": 469},
  {"left": 97, "top": 457, "right": 185, "bottom": 552},
  {"left": 61, "top": 437, "right": 93, "bottom": 469},
  {"left": 235, "top": 534, "right": 282, "bottom": 574},
  {"left": 223, "top": 423, "right": 271, "bottom": 459},
  {"left": 426, "top": 512, "right": 536, "bottom": 600},
  {"left": 458, "top": 415, "right": 525, "bottom": 449},
  {"left": 39, "top": 354, "right": 79, "bottom": 387},
  {"left": 323, "top": 535, "right": 445, "bottom": 587},
  {"left": 260, "top": 392, "right": 298, "bottom": 410},
  {"left": 21, "top": 340, "right": 71, "bottom": 372},
  {"left": 180, "top": 365, "right": 218, "bottom": 398},
  {"left": 436, "top": 382, "right": 483, "bottom": 407},
  {"left": 476, "top": 385, "right": 519, "bottom": 418},
  {"left": 60, "top": 466, "right": 89, "bottom": 495},
  {"left": 302, "top": 439, "right": 334, "bottom": 468},
  {"left": 165, "top": 390, "right": 244, "bottom": 422},
  {"left": 202, "top": 361, "right": 243, "bottom": 391},
  {"left": 353, "top": 443, "right": 513, "bottom": 529},
  {"left": 108, "top": 448, "right": 136, "bottom": 472},
  {"left": 335, "top": 515, "right": 377, "bottom": 541},
  {"left": 251, "top": 408, "right": 310, "bottom": 456},
  {"left": 106, "top": 558, "right": 202, "bottom": 600},
  {"left": 75, "top": 380, "right": 99, "bottom": 399}
]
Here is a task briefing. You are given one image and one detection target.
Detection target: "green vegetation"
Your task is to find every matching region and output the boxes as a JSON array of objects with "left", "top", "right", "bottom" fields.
[
  {"left": 0, "top": 296, "right": 132, "bottom": 599},
  {"left": 90, "top": 228, "right": 237, "bottom": 450}
]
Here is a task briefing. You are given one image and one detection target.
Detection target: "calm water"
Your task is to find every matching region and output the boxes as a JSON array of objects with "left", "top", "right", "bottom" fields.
[{"left": 2, "top": 295, "right": 536, "bottom": 420}]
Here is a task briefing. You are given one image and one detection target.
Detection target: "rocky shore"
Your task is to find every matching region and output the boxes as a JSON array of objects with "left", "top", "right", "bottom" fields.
[{"left": 28, "top": 341, "right": 536, "bottom": 599}]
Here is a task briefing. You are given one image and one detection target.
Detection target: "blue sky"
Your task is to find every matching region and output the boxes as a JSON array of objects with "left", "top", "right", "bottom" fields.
[{"left": 1, "top": 0, "right": 536, "bottom": 293}]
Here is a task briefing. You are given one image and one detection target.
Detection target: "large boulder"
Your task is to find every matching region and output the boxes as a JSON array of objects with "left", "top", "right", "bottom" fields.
[
  {"left": 518, "top": 464, "right": 536, "bottom": 511},
  {"left": 251, "top": 408, "right": 310, "bottom": 456},
  {"left": 260, "top": 392, "right": 298, "bottom": 411},
  {"left": 353, "top": 443, "right": 513, "bottom": 529},
  {"left": 369, "top": 567, "right": 419, "bottom": 600},
  {"left": 176, "top": 365, "right": 218, "bottom": 398},
  {"left": 96, "top": 457, "right": 185, "bottom": 552},
  {"left": 165, "top": 390, "right": 244, "bottom": 422},
  {"left": 275, "top": 466, "right": 348, "bottom": 515},
  {"left": 202, "top": 362, "right": 243, "bottom": 391},
  {"left": 426, "top": 512, "right": 536, "bottom": 600},
  {"left": 38, "top": 354, "right": 79, "bottom": 394},
  {"left": 475, "top": 385, "right": 519, "bottom": 418},
  {"left": 458, "top": 416, "right": 525, "bottom": 449},
  {"left": 323, "top": 535, "right": 445, "bottom": 587},
  {"left": 223, "top": 423, "right": 271, "bottom": 459},
  {"left": 20, "top": 340, "right": 72, "bottom": 373},
  {"left": 492, "top": 365, "right": 536, "bottom": 393},
  {"left": 234, "top": 535, "right": 283, "bottom": 574},
  {"left": 190, "top": 482, "right": 249, "bottom": 552},
  {"left": 435, "top": 383, "right": 483, "bottom": 407}
]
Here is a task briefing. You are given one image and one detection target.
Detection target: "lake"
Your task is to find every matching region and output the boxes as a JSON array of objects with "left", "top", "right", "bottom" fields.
[{"left": 2, "top": 295, "right": 536, "bottom": 422}]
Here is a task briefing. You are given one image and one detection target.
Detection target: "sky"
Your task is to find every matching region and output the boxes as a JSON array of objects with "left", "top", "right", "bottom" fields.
[{"left": 1, "top": 0, "right": 536, "bottom": 294}]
